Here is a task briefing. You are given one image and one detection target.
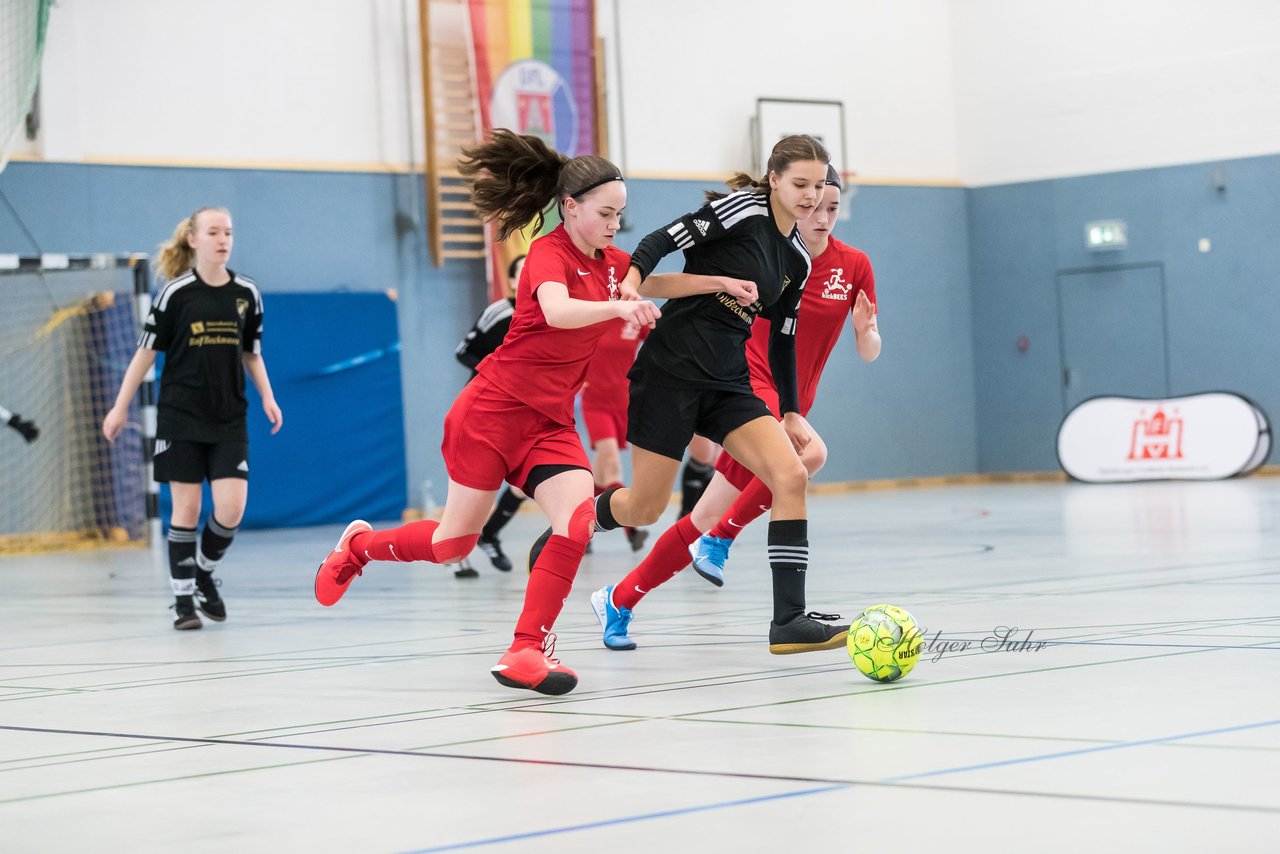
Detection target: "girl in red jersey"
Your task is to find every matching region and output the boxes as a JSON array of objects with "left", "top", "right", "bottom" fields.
[
  {"left": 591, "top": 166, "right": 881, "bottom": 650},
  {"left": 313, "top": 130, "right": 756, "bottom": 695}
]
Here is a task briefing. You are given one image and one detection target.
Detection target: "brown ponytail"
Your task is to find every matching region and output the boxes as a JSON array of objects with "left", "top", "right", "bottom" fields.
[
  {"left": 705, "top": 134, "right": 831, "bottom": 202},
  {"left": 155, "top": 207, "right": 229, "bottom": 280},
  {"left": 459, "top": 129, "right": 622, "bottom": 240}
]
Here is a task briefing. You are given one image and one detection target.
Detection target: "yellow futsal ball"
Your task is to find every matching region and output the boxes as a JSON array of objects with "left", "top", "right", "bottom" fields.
[{"left": 848, "top": 604, "right": 923, "bottom": 683}]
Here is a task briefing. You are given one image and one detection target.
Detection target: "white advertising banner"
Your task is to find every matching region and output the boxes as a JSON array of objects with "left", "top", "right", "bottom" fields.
[{"left": 1057, "top": 393, "right": 1271, "bottom": 483}]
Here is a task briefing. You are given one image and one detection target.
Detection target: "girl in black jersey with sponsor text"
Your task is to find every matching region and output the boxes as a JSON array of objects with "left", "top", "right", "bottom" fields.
[
  {"left": 535, "top": 135, "right": 850, "bottom": 654},
  {"left": 103, "top": 207, "right": 283, "bottom": 630}
]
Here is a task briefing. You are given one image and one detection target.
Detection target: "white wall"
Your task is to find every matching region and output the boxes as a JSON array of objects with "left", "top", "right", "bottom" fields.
[
  {"left": 36, "top": 0, "right": 420, "bottom": 167},
  {"left": 23, "top": 0, "right": 1280, "bottom": 184},
  {"left": 951, "top": 0, "right": 1280, "bottom": 185},
  {"left": 32, "top": 0, "right": 961, "bottom": 181},
  {"left": 599, "top": 0, "right": 961, "bottom": 181}
]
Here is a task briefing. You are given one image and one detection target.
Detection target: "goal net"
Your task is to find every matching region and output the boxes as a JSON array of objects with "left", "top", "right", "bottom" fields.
[
  {"left": 0, "top": 255, "right": 151, "bottom": 553},
  {"left": 1, "top": 0, "right": 51, "bottom": 169}
]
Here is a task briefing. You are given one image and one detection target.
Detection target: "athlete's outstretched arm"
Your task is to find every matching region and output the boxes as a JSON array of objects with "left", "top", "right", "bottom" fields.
[
  {"left": 102, "top": 347, "right": 159, "bottom": 443},
  {"left": 1, "top": 404, "right": 39, "bottom": 443},
  {"left": 640, "top": 272, "right": 757, "bottom": 306},
  {"left": 242, "top": 352, "right": 283, "bottom": 434},
  {"left": 852, "top": 289, "right": 881, "bottom": 362},
  {"left": 536, "top": 281, "right": 660, "bottom": 330}
]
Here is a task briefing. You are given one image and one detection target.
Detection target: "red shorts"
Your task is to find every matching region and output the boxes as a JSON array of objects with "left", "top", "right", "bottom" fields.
[
  {"left": 581, "top": 400, "right": 628, "bottom": 450},
  {"left": 442, "top": 376, "right": 589, "bottom": 493},
  {"left": 715, "top": 451, "right": 756, "bottom": 491}
]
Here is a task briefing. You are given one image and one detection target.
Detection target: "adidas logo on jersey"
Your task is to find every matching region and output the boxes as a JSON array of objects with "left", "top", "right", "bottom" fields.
[
  {"left": 693, "top": 219, "right": 710, "bottom": 236},
  {"left": 237, "top": 460, "right": 249, "bottom": 472}
]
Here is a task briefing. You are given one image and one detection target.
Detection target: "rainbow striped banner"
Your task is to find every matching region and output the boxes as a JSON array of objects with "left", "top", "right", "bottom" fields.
[
  {"left": 466, "top": 0, "right": 599, "bottom": 296},
  {"left": 468, "top": 0, "right": 598, "bottom": 158}
]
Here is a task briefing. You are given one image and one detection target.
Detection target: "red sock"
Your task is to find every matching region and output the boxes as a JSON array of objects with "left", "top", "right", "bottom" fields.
[
  {"left": 512, "top": 534, "right": 585, "bottom": 651},
  {"left": 708, "top": 477, "right": 774, "bottom": 541},
  {"left": 614, "top": 515, "right": 700, "bottom": 611},
  {"left": 349, "top": 521, "right": 474, "bottom": 565}
]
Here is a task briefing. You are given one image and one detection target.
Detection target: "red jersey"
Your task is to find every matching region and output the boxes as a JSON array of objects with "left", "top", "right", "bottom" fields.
[
  {"left": 744, "top": 237, "right": 876, "bottom": 415},
  {"left": 477, "top": 225, "right": 629, "bottom": 425},
  {"left": 582, "top": 318, "right": 647, "bottom": 412}
]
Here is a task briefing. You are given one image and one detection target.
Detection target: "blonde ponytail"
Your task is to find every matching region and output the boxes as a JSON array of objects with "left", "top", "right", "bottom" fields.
[{"left": 155, "top": 207, "right": 229, "bottom": 280}]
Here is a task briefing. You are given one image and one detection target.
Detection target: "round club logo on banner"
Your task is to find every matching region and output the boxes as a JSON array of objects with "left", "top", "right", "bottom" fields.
[
  {"left": 490, "top": 59, "right": 580, "bottom": 156},
  {"left": 1057, "top": 392, "right": 1271, "bottom": 482}
]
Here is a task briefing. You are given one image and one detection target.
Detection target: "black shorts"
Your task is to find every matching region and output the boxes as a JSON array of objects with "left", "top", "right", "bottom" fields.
[
  {"left": 153, "top": 439, "right": 250, "bottom": 483},
  {"left": 627, "top": 381, "right": 773, "bottom": 461}
]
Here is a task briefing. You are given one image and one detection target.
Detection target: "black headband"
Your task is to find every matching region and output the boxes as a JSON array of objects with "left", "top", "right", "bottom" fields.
[
  {"left": 824, "top": 164, "right": 843, "bottom": 190},
  {"left": 569, "top": 174, "right": 624, "bottom": 198}
]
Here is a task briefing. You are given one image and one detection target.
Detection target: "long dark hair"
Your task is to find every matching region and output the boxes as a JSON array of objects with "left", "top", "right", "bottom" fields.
[
  {"left": 459, "top": 129, "right": 622, "bottom": 240},
  {"left": 705, "top": 134, "right": 830, "bottom": 202}
]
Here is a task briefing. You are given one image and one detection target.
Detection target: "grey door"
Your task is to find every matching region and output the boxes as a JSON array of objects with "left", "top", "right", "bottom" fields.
[{"left": 1057, "top": 264, "right": 1169, "bottom": 412}]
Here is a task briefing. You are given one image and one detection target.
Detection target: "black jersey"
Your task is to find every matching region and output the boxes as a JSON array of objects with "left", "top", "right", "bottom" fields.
[
  {"left": 455, "top": 296, "right": 515, "bottom": 374},
  {"left": 139, "top": 269, "right": 264, "bottom": 443},
  {"left": 627, "top": 189, "right": 811, "bottom": 413}
]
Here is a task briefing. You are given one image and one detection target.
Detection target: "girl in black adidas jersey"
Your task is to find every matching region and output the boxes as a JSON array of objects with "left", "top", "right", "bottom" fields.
[
  {"left": 578, "top": 135, "right": 850, "bottom": 654},
  {"left": 103, "top": 207, "right": 283, "bottom": 631}
]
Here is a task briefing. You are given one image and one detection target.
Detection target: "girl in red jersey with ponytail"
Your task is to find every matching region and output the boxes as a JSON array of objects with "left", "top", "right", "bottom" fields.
[{"left": 313, "top": 130, "right": 756, "bottom": 695}]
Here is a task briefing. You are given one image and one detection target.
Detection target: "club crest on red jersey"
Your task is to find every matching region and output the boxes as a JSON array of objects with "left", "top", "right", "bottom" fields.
[
  {"left": 821, "top": 267, "right": 852, "bottom": 301},
  {"left": 607, "top": 266, "right": 618, "bottom": 300}
]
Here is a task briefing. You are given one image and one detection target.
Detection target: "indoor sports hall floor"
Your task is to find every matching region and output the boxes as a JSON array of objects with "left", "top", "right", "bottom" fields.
[{"left": 2, "top": 478, "right": 1278, "bottom": 851}]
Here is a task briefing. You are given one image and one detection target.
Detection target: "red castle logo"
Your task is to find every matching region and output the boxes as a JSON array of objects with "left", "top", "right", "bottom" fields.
[
  {"left": 516, "top": 91, "right": 553, "bottom": 138},
  {"left": 1128, "top": 407, "right": 1183, "bottom": 461}
]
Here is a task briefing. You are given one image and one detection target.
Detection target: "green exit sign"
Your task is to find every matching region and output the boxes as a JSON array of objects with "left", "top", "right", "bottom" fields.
[{"left": 1086, "top": 220, "right": 1127, "bottom": 251}]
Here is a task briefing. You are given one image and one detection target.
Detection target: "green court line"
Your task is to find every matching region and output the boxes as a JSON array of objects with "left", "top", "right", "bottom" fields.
[
  {"left": 0, "top": 753, "right": 359, "bottom": 805},
  {"left": 679, "top": 638, "right": 1270, "bottom": 717},
  {"left": 1, "top": 723, "right": 1276, "bottom": 817},
  {"left": 669, "top": 717, "right": 1280, "bottom": 752},
  {"left": 5, "top": 636, "right": 1272, "bottom": 777}
]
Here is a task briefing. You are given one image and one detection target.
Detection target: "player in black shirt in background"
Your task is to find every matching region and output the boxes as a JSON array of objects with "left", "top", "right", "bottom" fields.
[
  {"left": 455, "top": 254, "right": 528, "bottom": 572},
  {"left": 103, "top": 207, "right": 283, "bottom": 630},
  {"left": 534, "top": 135, "right": 849, "bottom": 654}
]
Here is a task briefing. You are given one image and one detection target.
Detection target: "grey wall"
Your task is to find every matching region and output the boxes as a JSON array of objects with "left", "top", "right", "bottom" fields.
[{"left": 969, "top": 154, "right": 1280, "bottom": 471}]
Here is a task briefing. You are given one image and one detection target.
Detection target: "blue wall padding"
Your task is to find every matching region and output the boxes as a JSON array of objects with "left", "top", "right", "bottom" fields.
[{"left": 158, "top": 292, "right": 407, "bottom": 529}]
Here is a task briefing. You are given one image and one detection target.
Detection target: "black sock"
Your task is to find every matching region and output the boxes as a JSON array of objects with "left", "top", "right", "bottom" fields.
[
  {"left": 768, "top": 519, "right": 808, "bottom": 625},
  {"left": 481, "top": 488, "right": 525, "bottom": 540},
  {"left": 680, "top": 458, "right": 715, "bottom": 517},
  {"left": 198, "top": 515, "right": 237, "bottom": 575},
  {"left": 595, "top": 486, "right": 621, "bottom": 531},
  {"left": 168, "top": 525, "right": 198, "bottom": 597}
]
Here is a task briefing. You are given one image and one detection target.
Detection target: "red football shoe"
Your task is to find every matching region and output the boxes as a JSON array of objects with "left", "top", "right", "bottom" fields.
[
  {"left": 314, "top": 520, "right": 373, "bottom": 606},
  {"left": 491, "top": 633, "right": 578, "bottom": 695}
]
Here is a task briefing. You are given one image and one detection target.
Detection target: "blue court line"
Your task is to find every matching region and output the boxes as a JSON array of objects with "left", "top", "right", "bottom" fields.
[
  {"left": 398, "top": 784, "right": 848, "bottom": 853},
  {"left": 884, "top": 718, "right": 1280, "bottom": 783}
]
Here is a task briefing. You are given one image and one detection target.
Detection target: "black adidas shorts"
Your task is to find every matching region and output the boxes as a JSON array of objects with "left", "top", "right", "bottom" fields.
[
  {"left": 153, "top": 439, "right": 250, "bottom": 483},
  {"left": 627, "top": 381, "right": 773, "bottom": 461}
]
